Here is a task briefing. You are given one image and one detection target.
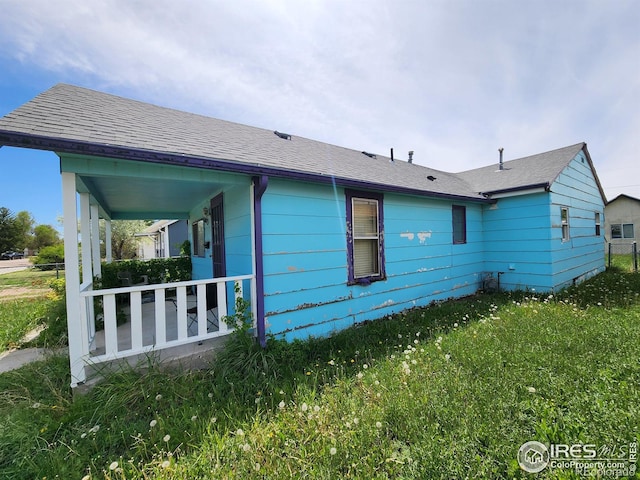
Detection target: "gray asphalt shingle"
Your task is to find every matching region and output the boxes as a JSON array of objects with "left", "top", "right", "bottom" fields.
[{"left": 0, "top": 84, "right": 587, "bottom": 201}]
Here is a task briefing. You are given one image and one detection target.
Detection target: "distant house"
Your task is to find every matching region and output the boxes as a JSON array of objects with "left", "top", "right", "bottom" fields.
[
  {"left": 0, "top": 84, "right": 607, "bottom": 388},
  {"left": 604, "top": 194, "right": 640, "bottom": 245},
  {"left": 136, "top": 219, "right": 188, "bottom": 259}
]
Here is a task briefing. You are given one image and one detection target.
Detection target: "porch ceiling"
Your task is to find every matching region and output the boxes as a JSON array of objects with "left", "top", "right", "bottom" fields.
[
  {"left": 79, "top": 174, "right": 222, "bottom": 220},
  {"left": 62, "top": 153, "right": 248, "bottom": 220}
]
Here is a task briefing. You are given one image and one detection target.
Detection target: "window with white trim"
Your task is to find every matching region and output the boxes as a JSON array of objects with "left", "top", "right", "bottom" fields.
[
  {"left": 611, "top": 223, "right": 634, "bottom": 239},
  {"left": 346, "top": 190, "right": 384, "bottom": 284},
  {"left": 595, "top": 212, "right": 601, "bottom": 236},
  {"left": 561, "top": 207, "right": 569, "bottom": 241}
]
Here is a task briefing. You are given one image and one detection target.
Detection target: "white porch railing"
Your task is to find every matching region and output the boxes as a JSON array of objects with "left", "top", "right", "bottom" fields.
[{"left": 78, "top": 274, "right": 255, "bottom": 367}]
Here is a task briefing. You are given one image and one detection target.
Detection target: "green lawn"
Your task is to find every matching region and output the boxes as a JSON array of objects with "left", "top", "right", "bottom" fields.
[
  {"left": 0, "top": 269, "right": 638, "bottom": 479},
  {"left": 0, "top": 267, "right": 64, "bottom": 288}
]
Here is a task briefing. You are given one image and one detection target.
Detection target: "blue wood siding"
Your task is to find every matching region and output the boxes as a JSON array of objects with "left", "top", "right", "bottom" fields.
[
  {"left": 483, "top": 192, "right": 554, "bottom": 291},
  {"left": 483, "top": 150, "right": 604, "bottom": 292},
  {"left": 261, "top": 179, "right": 484, "bottom": 340},
  {"left": 189, "top": 180, "right": 253, "bottom": 281},
  {"left": 549, "top": 152, "right": 605, "bottom": 288}
]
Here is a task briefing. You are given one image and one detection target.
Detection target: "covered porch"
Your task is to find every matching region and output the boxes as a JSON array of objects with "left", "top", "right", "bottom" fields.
[{"left": 60, "top": 154, "right": 261, "bottom": 388}]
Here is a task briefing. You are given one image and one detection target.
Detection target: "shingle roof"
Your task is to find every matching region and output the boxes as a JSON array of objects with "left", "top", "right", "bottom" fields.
[
  {"left": 606, "top": 193, "right": 640, "bottom": 206},
  {"left": 457, "top": 143, "right": 586, "bottom": 195},
  {"left": 0, "top": 84, "right": 482, "bottom": 201},
  {"left": 0, "top": 84, "right": 600, "bottom": 202}
]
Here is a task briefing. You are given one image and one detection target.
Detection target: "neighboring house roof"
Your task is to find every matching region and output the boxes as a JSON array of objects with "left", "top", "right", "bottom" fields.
[
  {"left": 606, "top": 193, "right": 640, "bottom": 206},
  {"left": 0, "top": 83, "right": 605, "bottom": 204},
  {"left": 458, "top": 142, "right": 606, "bottom": 203},
  {"left": 141, "top": 220, "right": 180, "bottom": 235}
]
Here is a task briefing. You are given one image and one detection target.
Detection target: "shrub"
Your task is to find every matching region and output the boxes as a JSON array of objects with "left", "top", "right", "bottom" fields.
[
  {"left": 32, "top": 244, "right": 65, "bottom": 270},
  {"left": 97, "top": 257, "right": 192, "bottom": 289}
]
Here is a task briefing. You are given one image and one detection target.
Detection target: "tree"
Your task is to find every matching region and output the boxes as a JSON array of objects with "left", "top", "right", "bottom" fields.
[
  {"left": 108, "top": 220, "right": 152, "bottom": 260},
  {"left": 0, "top": 207, "right": 20, "bottom": 252},
  {"left": 32, "top": 224, "right": 62, "bottom": 250},
  {"left": 14, "top": 211, "right": 35, "bottom": 249}
]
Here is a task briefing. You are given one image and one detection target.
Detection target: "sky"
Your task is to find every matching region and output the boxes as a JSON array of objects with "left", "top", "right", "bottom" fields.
[{"left": 0, "top": 0, "right": 639, "bottom": 229}]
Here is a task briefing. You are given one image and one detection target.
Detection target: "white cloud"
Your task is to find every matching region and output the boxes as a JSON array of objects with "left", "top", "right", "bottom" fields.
[{"left": 0, "top": 0, "right": 638, "bottom": 197}]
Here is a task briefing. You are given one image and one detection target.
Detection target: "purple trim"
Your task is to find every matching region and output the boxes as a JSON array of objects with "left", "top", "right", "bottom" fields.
[
  {"left": 0, "top": 130, "right": 492, "bottom": 204},
  {"left": 345, "top": 189, "right": 386, "bottom": 285},
  {"left": 253, "top": 175, "right": 268, "bottom": 348}
]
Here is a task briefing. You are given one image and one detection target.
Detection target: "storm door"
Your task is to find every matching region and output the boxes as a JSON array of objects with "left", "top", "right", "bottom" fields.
[{"left": 210, "top": 194, "right": 226, "bottom": 278}]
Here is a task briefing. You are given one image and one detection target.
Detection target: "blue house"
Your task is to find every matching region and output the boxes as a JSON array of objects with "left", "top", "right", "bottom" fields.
[{"left": 0, "top": 84, "right": 606, "bottom": 387}]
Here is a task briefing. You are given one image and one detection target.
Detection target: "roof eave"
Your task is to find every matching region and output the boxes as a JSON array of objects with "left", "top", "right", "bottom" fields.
[
  {"left": 0, "top": 130, "right": 491, "bottom": 204},
  {"left": 481, "top": 182, "right": 551, "bottom": 197}
]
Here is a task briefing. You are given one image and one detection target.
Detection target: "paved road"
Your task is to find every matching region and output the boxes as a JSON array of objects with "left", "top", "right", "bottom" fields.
[{"left": 0, "top": 258, "right": 32, "bottom": 275}]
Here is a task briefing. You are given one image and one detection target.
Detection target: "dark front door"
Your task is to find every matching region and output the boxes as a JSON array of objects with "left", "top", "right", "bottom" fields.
[{"left": 210, "top": 194, "right": 226, "bottom": 278}]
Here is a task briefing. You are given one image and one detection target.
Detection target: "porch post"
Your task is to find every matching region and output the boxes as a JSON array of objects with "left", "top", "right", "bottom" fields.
[
  {"left": 79, "top": 193, "right": 93, "bottom": 284},
  {"left": 105, "top": 219, "right": 113, "bottom": 263},
  {"left": 90, "top": 204, "right": 101, "bottom": 278},
  {"left": 61, "top": 172, "right": 87, "bottom": 387}
]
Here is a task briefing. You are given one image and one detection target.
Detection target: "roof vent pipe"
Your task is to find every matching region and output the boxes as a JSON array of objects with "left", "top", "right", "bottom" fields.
[
  {"left": 408, "top": 150, "right": 414, "bottom": 163},
  {"left": 498, "top": 147, "right": 504, "bottom": 170},
  {"left": 390, "top": 148, "right": 394, "bottom": 163}
]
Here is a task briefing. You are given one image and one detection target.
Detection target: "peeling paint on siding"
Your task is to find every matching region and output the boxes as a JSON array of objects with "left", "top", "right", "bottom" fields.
[
  {"left": 417, "top": 231, "right": 432, "bottom": 244},
  {"left": 400, "top": 232, "right": 415, "bottom": 240}
]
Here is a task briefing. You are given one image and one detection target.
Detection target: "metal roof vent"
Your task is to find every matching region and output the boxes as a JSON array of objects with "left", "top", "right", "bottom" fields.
[
  {"left": 408, "top": 150, "right": 414, "bottom": 163},
  {"left": 274, "top": 131, "right": 291, "bottom": 140},
  {"left": 361, "top": 151, "right": 376, "bottom": 158},
  {"left": 427, "top": 175, "right": 436, "bottom": 181}
]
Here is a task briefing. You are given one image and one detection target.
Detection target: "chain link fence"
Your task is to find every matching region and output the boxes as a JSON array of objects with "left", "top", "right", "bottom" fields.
[{"left": 607, "top": 242, "right": 638, "bottom": 272}]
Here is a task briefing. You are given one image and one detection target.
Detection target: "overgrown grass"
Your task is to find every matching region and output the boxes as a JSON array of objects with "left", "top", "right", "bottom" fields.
[
  {"left": 0, "top": 267, "right": 65, "bottom": 288},
  {"left": 1, "top": 270, "right": 639, "bottom": 479},
  {"left": 0, "top": 283, "right": 67, "bottom": 352}
]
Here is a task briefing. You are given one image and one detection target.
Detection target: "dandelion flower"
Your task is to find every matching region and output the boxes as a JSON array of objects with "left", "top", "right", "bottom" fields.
[
  {"left": 356, "top": 372, "right": 363, "bottom": 379},
  {"left": 149, "top": 420, "right": 157, "bottom": 428},
  {"left": 527, "top": 386, "right": 536, "bottom": 393},
  {"left": 236, "top": 428, "right": 244, "bottom": 436},
  {"left": 109, "top": 461, "right": 119, "bottom": 470},
  {"left": 163, "top": 434, "right": 171, "bottom": 442},
  {"left": 301, "top": 403, "right": 308, "bottom": 412},
  {"left": 242, "top": 443, "right": 251, "bottom": 452},
  {"left": 208, "top": 393, "right": 213, "bottom": 398},
  {"left": 254, "top": 463, "right": 261, "bottom": 471},
  {"left": 330, "top": 447, "right": 337, "bottom": 455},
  {"left": 279, "top": 401, "right": 285, "bottom": 409},
  {"left": 191, "top": 415, "right": 198, "bottom": 421},
  {"left": 445, "top": 353, "right": 451, "bottom": 361},
  {"left": 89, "top": 425, "right": 100, "bottom": 434},
  {"left": 81, "top": 433, "right": 87, "bottom": 439},
  {"left": 314, "top": 405, "right": 320, "bottom": 412},
  {"left": 376, "top": 421, "right": 383, "bottom": 429},
  {"left": 155, "top": 394, "right": 163, "bottom": 401},
  {"left": 161, "top": 460, "right": 170, "bottom": 469}
]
